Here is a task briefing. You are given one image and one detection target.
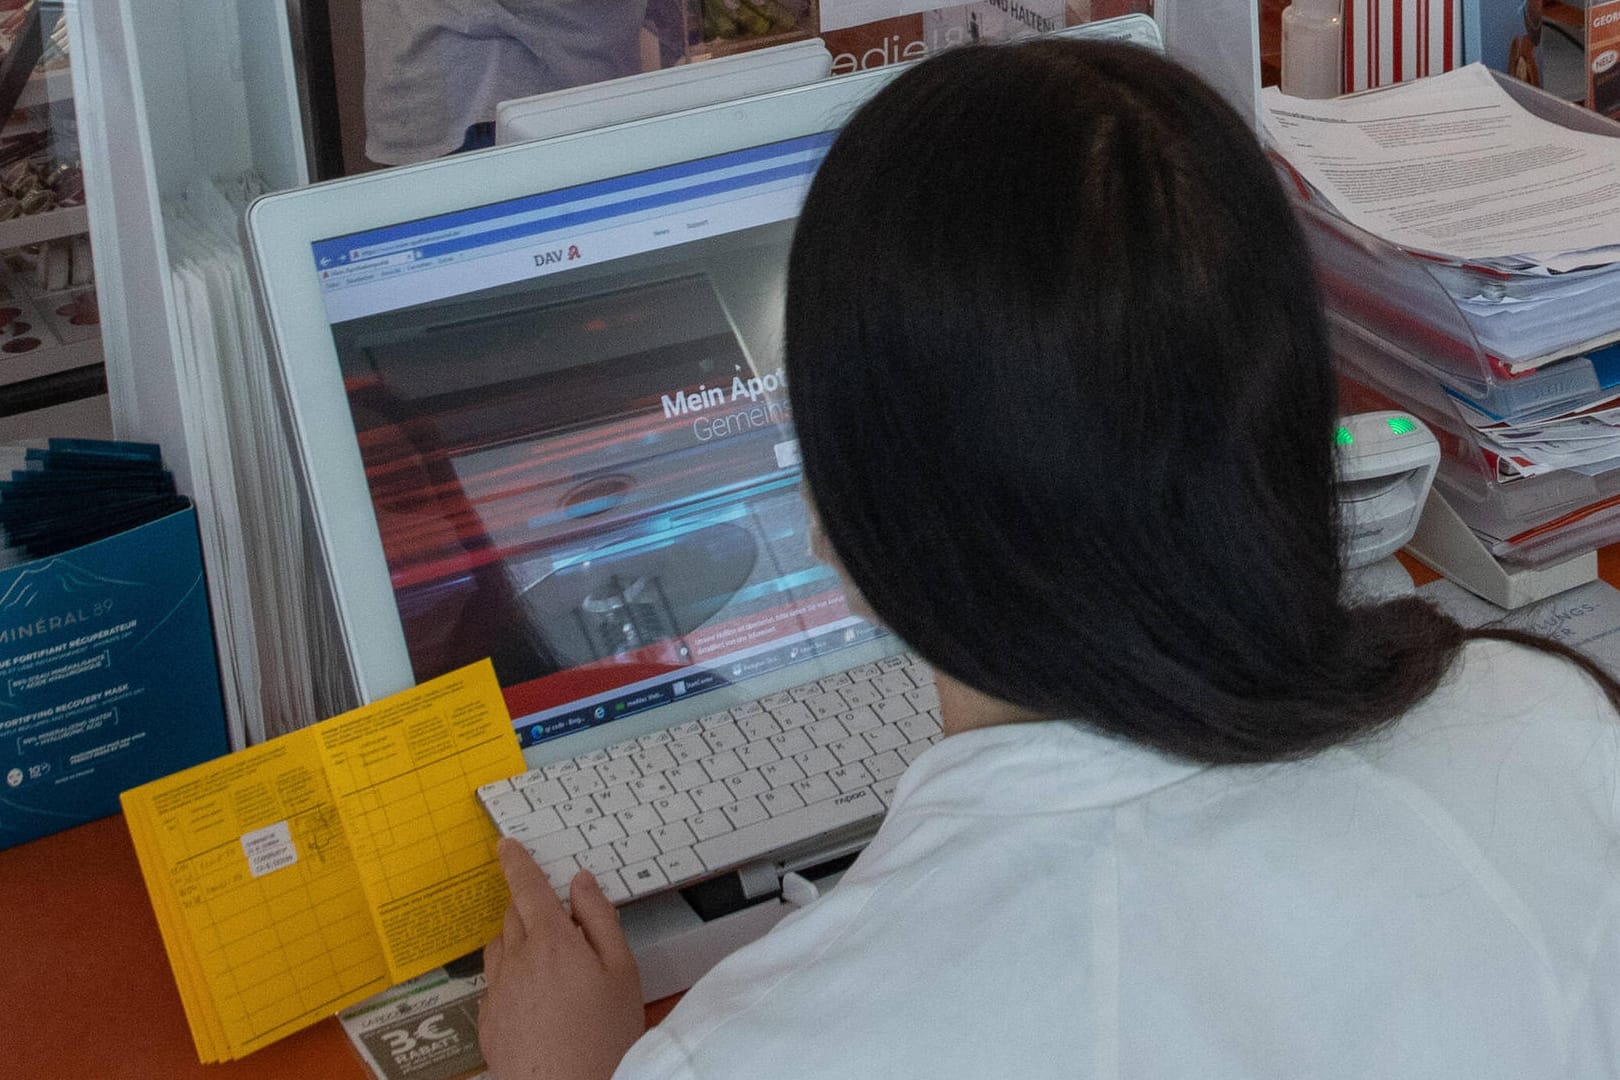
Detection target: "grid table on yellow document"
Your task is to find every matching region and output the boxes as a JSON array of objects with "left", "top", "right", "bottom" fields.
[
  {"left": 316, "top": 680, "right": 525, "bottom": 975},
  {"left": 123, "top": 736, "right": 393, "bottom": 1060},
  {"left": 120, "top": 660, "right": 527, "bottom": 1062}
]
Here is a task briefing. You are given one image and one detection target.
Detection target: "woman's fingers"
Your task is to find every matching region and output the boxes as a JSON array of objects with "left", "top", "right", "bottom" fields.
[
  {"left": 497, "top": 837, "right": 569, "bottom": 939},
  {"left": 568, "top": 870, "right": 636, "bottom": 972}
]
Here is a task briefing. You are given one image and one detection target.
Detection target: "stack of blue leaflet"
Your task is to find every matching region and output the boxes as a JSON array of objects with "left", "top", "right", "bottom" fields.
[
  {"left": 0, "top": 439, "right": 189, "bottom": 564},
  {"left": 0, "top": 439, "right": 227, "bottom": 849}
]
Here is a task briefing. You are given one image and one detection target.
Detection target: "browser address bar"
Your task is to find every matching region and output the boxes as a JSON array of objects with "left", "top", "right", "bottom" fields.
[{"left": 347, "top": 146, "right": 827, "bottom": 263}]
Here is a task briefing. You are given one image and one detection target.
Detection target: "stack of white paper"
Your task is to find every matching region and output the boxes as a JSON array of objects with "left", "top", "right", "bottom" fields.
[
  {"left": 1261, "top": 64, "right": 1620, "bottom": 375},
  {"left": 164, "top": 177, "right": 350, "bottom": 746}
]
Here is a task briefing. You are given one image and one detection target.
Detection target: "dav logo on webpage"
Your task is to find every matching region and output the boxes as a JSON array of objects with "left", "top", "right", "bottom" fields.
[{"left": 533, "top": 244, "right": 583, "bottom": 267}]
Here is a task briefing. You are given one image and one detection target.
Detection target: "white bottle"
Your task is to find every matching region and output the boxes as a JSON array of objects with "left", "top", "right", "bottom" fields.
[{"left": 1281, "top": 0, "right": 1344, "bottom": 99}]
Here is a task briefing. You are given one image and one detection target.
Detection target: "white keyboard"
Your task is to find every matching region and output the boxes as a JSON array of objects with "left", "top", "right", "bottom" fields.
[{"left": 477, "top": 653, "right": 940, "bottom": 905}]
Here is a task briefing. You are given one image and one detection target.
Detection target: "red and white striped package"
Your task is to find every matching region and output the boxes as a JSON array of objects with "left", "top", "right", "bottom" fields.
[{"left": 1343, "top": 0, "right": 1465, "bottom": 93}]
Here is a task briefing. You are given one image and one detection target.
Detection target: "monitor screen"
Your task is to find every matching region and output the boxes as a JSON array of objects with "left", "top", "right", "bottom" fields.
[{"left": 308, "top": 132, "right": 888, "bottom": 749}]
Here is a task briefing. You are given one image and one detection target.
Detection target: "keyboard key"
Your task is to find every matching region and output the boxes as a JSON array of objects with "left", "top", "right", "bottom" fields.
[
  {"left": 865, "top": 749, "right": 907, "bottom": 781},
  {"left": 689, "top": 810, "right": 733, "bottom": 841},
  {"left": 557, "top": 799, "right": 601, "bottom": 827},
  {"left": 699, "top": 711, "right": 733, "bottom": 730},
  {"left": 819, "top": 672, "right": 852, "bottom": 691},
  {"left": 544, "top": 759, "right": 579, "bottom": 779},
  {"left": 651, "top": 820, "right": 697, "bottom": 853},
  {"left": 759, "top": 786, "right": 805, "bottom": 817},
  {"left": 517, "top": 777, "right": 567, "bottom": 807},
  {"left": 560, "top": 770, "right": 605, "bottom": 800},
  {"left": 760, "top": 691, "right": 794, "bottom": 710},
  {"left": 761, "top": 759, "right": 806, "bottom": 788},
  {"left": 636, "top": 729, "right": 674, "bottom": 748},
  {"left": 840, "top": 683, "right": 882, "bottom": 708},
  {"left": 829, "top": 736, "right": 873, "bottom": 766},
  {"left": 806, "top": 717, "right": 849, "bottom": 747},
  {"left": 898, "top": 714, "right": 942, "bottom": 742},
  {"left": 729, "top": 700, "right": 765, "bottom": 720},
  {"left": 830, "top": 763, "right": 875, "bottom": 793},
  {"left": 872, "top": 671, "right": 916, "bottom": 698},
  {"left": 898, "top": 740, "right": 933, "bottom": 765},
  {"left": 596, "top": 869, "right": 631, "bottom": 905},
  {"left": 631, "top": 775, "right": 675, "bottom": 803},
  {"left": 770, "top": 702, "right": 814, "bottom": 729},
  {"left": 703, "top": 724, "right": 746, "bottom": 754},
  {"left": 538, "top": 855, "right": 579, "bottom": 890},
  {"left": 598, "top": 757, "right": 642, "bottom": 787},
  {"left": 621, "top": 859, "right": 669, "bottom": 897},
  {"left": 607, "top": 739, "right": 640, "bottom": 759},
  {"left": 803, "top": 693, "right": 843, "bottom": 720},
  {"left": 691, "top": 781, "right": 731, "bottom": 812},
  {"left": 737, "top": 713, "right": 780, "bottom": 742},
  {"left": 652, "top": 793, "right": 698, "bottom": 824},
  {"left": 702, "top": 750, "right": 745, "bottom": 781},
  {"left": 504, "top": 807, "right": 565, "bottom": 840},
  {"left": 484, "top": 790, "right": 532, "bottom": 823},
  {"left": 872, "top": 698, "right": 917, "bottom": 725},
  {"left": 577, "top": 748, "right": 610, "bottom": 767},
  {"left": 848, "top": 663, "right": 883, "bottom": 681},
  {"left": 722, "top": 768, "right": 769, "bottom": 801},
  {"left": 865, "top": 725, "right": 908, "bottom": 754},
  {"left": 723, "top": 796, "right": 769, "bottom": 829},
  {"left": 594, "top": 784, "right": 638, "bottom": 817},
  {"left": 578, "top": 846, "right": 623, "bottom": 876},
  {"left": 477, "top": 778, "right": 512, "bottom": 799},
  {"left": 669, "top": 735, "right": 708, "bottom": 764},
  {"left": 666, "top": 762, "right": 709, "bottom": 792},
  {"left": 508, "top": 767, "right": 550, "bottom": 789},
  {"left": 873, "top": 777, "right": 901, "bottom": 806},
  {"left": 793, "top": 774, "right": 839, "bottom": 805},
  {"left": 737, "top": 740, "right": 781, "bottom": 770},
  {"left": 581, "top": 818, "right": 626, "bottom": 848},
  {"left": 794, "top": 746, "right": 838, "bottom": 776},
  {"left": 695, "top": 787, "right": 882, "bottom": 871},
  {"left": 612, "top": 831, "right": 659, "bottom": 865},
  {"left": 670, "top": 720, "right": 703, "bottom": 738},
  {"left": 877, "top": 655, "right": 909, "bottom": 671},
  {"left": 839, "top": 706, "right": 880, "bottom": 734},
  {"left": 770, "top": 728, "right": 814, "bottom": 756},
  {"left": 527, "top": 827, "right": 587, "bottom": 863},
  {"left": 616, "top": 804, "right": 662, "bottom": 835},
  {"left": 631, "top": 746, "right": 674, "bottom": 775},
  {"left": 787, "top": 682, "right": 822, "bottom": 701},
  {"left": 657, "top": 847, "right": 706, "bottom": 884},
  {"left": 905, "top": 684, "right": 941, "bottom": 712}
]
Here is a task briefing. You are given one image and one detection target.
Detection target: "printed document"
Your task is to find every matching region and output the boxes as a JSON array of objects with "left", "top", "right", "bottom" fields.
[{"left": 1261, "top": 64, "right": 1620, "bottom": 269}]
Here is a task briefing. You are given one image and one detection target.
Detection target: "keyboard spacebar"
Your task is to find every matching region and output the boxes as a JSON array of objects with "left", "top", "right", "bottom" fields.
[{"left": 694, "top": 787, "right": 884, "bottom": 871}]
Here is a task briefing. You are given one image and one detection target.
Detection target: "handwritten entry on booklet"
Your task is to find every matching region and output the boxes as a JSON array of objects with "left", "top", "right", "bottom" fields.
[{"left": 120, "top": 660, "right": 525, "bottom": 1062}]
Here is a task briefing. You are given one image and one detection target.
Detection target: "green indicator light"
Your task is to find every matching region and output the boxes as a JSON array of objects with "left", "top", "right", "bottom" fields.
[
  {"left": 1386, "top": 416, "right": 1418, "bottom": 436},
  {"left": 1335, "top": 427, "right": 1355, "bottom": 447}
]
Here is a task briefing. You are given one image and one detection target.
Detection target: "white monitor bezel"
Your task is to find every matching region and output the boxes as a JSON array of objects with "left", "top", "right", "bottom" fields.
[{"left": 245, "top": 66, "right": 902, "bottom": 707}]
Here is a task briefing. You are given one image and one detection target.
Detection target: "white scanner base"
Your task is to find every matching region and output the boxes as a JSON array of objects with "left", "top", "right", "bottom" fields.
[{"left": 1407, "top": 489, "right": 1597, "bottom": 610}]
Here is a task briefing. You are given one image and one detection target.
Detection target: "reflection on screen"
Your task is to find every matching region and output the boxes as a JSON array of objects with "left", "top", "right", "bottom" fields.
[{"left": 323, "top": 196, "right": 877, "bottom": 745}]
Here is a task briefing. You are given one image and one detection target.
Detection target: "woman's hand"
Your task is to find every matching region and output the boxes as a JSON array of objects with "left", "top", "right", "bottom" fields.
[{"left": 479, "top": 838, "right": 645, "bottom": 1080}]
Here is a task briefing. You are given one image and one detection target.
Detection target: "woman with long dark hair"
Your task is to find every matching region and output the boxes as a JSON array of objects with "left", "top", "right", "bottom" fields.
[{"left": 476, "top": 39, "right": 1620, "bottom": 1079}]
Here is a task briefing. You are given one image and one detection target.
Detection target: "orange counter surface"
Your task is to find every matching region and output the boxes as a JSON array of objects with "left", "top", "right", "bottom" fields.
[{"left": 7, "top": 547, "right": 1620, "bottom": 1077}]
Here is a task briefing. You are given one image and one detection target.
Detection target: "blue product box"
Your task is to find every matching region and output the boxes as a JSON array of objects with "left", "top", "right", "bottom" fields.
[{"left": 0, "top": 506, "right": 228, "bottom": 848}]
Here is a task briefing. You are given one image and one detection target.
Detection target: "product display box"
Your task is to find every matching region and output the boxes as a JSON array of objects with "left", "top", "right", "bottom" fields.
[{"left": 0, "top": 505, "right": 228, "bottom": 849}]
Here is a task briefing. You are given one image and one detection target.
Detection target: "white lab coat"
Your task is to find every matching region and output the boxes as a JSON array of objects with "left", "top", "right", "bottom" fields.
[{"left": 616, "top": 639, "right": 1620, "bottom": 1078}]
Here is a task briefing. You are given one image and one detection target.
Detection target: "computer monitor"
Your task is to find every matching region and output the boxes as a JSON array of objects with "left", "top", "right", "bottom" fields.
[
  {"left": 249, "top": 65, "right": 908, "bottom": 757},
  {"left": 246, "top": 20, "right": 1182, "bottom": 759}
]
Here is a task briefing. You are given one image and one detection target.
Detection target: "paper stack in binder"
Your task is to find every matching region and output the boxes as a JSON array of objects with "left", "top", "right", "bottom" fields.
[{"left": 1263, "top": 65, "right": 1620, "bottom": 601}]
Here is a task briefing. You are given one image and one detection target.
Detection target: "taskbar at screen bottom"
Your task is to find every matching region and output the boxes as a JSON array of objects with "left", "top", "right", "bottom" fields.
[{"left": 515, "top": 620, "right": 888, "bottom": 748}]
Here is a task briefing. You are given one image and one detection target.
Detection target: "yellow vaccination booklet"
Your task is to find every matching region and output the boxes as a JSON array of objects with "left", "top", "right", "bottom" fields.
[{"left": 120, "top": 660, "right": 525, "bottom": 1062}]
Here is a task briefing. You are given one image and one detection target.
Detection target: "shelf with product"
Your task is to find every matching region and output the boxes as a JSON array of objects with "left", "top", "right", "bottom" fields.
[
  {"left": 0, "top": 0, "right": 108, "bottom": 442},
  {"left": 681, "top": 0, "right": 820, "bottom": 61}
]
